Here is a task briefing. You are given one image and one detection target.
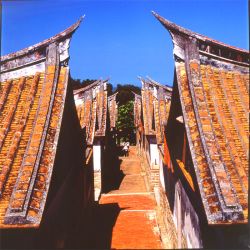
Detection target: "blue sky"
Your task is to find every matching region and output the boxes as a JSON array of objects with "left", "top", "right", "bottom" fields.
[{"left": 1, "top": 0, "right": 248, "bottom": 87}]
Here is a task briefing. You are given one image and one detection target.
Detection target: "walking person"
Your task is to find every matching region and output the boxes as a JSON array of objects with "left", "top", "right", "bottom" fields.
[
  {"left": 123, "top": 142, "right": 129, "bottom": 157},
  {"left": 126, "top": 142, "right": 130, "bottom": 156}
]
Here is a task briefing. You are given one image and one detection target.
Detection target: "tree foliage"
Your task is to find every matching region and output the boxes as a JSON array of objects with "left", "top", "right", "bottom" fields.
[
  {"left": 116, "top": 100, "right": 135, "bottom": 143},
  {"left": 115, "top": 84, "right": 140, "bottom": 105},
  {"left": 69, "top": 77, "right": 141, "bottom": 144}
]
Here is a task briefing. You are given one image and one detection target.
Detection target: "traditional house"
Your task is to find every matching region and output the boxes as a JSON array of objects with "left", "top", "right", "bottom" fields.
[
  {"left": 74, "top": 79, "right": 108, "bottom": 201},
  {"left": 133, "top": 91, "right": 143, "bottom": 155},
  {"left": 138, "top": 77, "right": 172, "bottom": 190},
  {"left": 108, "top": 92, "right": 118, "bottom": 132},
  {"left": 0, "top": 18, "right": 93, "bottom": 248},
  {"left": 152, "top": 12, "right": 249, "bottom": 248},
  {"left": 139, "top": 77, "right": 172, "bottom": 166}
]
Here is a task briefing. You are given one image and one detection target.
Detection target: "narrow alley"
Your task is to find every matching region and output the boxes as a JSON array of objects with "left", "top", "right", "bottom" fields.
[{"left": 89, "top": 146, "right": 164, "bottom": 249}]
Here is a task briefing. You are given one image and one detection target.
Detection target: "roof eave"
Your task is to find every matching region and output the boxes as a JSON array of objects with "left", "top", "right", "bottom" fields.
[
  {"left": 1, "top": 16, "right": 84, "bottom": 62},
  {"left": 151, "top": 11, "right": 249, "bottom": 55}
]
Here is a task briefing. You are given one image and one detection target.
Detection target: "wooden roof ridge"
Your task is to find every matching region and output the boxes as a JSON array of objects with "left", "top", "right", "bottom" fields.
[
  {"left": 146, "top": 76, "right": 172, "bottom": 92},
  {"left": 151, "top": 11, "right": 249, "bottom": 55},
  {"left": 132, "top": 91, "right": 141, "bottom": 99},
  {"left": 0, "top": 48, "right": 72, "bottom": 227},
  {"left": 1, "top": 16, "right": 84, "bottom": 63},
  {"left": 137, "top": 76, "right": 148, "bottom": 88},
  {"left": 73, "top": 79, "right": 101, "bottom": 95},
  {"left": 108, "top": 91, "right": 118, "bottom": 100},
  {"left": 155, "top": 11, "right": 249, "bottom": 224},
  {"left": 73, "top": 78, "right": 109, "bottom": 95},
  {"left": 94, "top": 79, "right": 108, "bottom": 137}
]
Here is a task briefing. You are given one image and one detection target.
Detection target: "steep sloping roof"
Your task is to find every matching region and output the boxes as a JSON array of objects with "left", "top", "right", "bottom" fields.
[
  {"left": 74, "top": 80, "right": 108, "bottom": 145},
  {"left": 153, "top": 12, "right": 249, "bottom": 224},
  {"left": 140, "top": 77, "right": 172, "bottom": 144},
  {"left": 0, "top": 18, "right": 82, "bottom": 228},
  {"left": 133, "top": 91, "right": 142, "bottom": 130},
  {"left": 108, "top": 92, "right": 118, "bottom": 129}
]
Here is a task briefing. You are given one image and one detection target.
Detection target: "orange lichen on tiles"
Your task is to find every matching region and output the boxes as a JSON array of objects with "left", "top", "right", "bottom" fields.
[
  {"left": 7, "top": 66, "right": 56, "bottom": 214},
  {"left": 233, "top": 73, "right": 249, "bottom": 118},
  {"left": 177, "top": 58, "right": 249, "bottom": 220},
  {"left": 141, "top": 90, "right": 148, "bottom": 134},
  {"left": 0, "top": 67, "right": 69, "bottom": 227},
  {"left": 0, "top": 73, "right": 44, "bottom": 226},
  {"left": 219, "top": 71, "right": 248, "bottom": 154},
  {"left": 155, "top": 12, "right": 249, "bottom": 223},
  {"left": 141, "top": 82, "right": 171, "bottom": 140},
  {"left": 154, "top": 99, "right": 161, "bottom": 142},
  {"left": 0, "top": 80, "right": 12, "bottom": 112},
  {"left": 176, "top": 62, "right": 221, "bottom": 218},
  {"left": 84, "top": 100, "right": 92, "bottom": 130},
  {"left": 95, "top": 90, "right": 107, "bottom": 135},
  {"left": 0, "top": 75, "right": 40, "bottom": 196},
  {"left": 74, "top": 82, "right": 107, "bottom": 143},
  {"left": 148, "top": 91, "right": 154, "bottom": 133},
  {"left": 189, "top": 61, "right": 240, "bottom": 208},
  {"left": 27, "top": 67, "right": 68, "bottom": 222},
  {"left": 200, "top": 64, "right": 248, "bottom": 219},
  {"left": 108, "top": 94, "right": 118, "bottom": 128},
  {"left": 87, "top": 100, "right": 96, "bottom": 144}
]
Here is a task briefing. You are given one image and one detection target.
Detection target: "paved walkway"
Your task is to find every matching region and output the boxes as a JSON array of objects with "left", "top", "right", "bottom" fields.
[{"left": 99, "top": 146, "right": 163, "bottom": 249}]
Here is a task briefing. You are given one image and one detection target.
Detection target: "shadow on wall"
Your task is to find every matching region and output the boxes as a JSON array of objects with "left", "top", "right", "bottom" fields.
[{"left": 102, "top": 129, "right": 125, "bottom": 193}]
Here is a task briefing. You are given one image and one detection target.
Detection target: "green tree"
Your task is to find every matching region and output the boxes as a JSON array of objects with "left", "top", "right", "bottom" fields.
[
  {"left": 116, "top": 100, "right": 135, "bottom": 143},
  {"left": 106, "top": 83, "right": 113, "bottom": 96},
  {"left": 116, "top": 84, "right": 140, "bottom": 105}
]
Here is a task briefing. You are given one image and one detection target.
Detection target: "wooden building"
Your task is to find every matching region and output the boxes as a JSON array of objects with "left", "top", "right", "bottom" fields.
[
  {"left": 74, "top": 79, "right": 108, "bottom": 201},
  {"left": 139, "top": 77, "right": 172, "bottom": 168},
  {"left": 152, "top": 12, "right": 249, "bottom": 248},
  {"left": 0, "top": 18, "right": 94, "bottom": 248},
  {"left": 133, "top": 91, "right": 143, "bottom": 155},
  {"left": 108, "top": 92, "right": 118, "bottom": 131},
  {"left": 137, "top": 77, "right": 172, "bottom": 192}
]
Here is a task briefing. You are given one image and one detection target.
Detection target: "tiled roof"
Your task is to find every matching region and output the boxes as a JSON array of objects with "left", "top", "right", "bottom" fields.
[
  {"left": 108, "top": 92, "right": 118, "bottom": 129},
  {"left": 74, "top": 80, "right": 108, "bottom": 145},
  {"left": 153, "top": 12, "right": 249, "bottom": 224},
  {"left": 140, "top": 77, "right": 172, "bottom": 144},
  {"left": 0, "top": 19, "right": 82, "bottom": 228},
  {"left": 133, "top": 92, "right": 142, "bottom": 130}
]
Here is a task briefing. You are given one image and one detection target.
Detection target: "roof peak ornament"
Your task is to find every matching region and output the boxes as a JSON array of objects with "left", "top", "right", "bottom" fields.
[
  {"left": 0, "top": 17, "right": 84, "bottom": 82},
  {"left": 1, "top": 16, "right": 84, "bottom": 62},
  {"left": 152, "top": 11, "right": 249, "bottom": 66}
]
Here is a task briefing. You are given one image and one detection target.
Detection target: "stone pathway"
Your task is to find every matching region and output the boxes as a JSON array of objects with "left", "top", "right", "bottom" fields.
[{"left": 99, "top": 146, "right": 163, "bottom": 249}]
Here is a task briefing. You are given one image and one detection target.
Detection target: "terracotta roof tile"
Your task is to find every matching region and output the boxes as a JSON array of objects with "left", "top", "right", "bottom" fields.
[
  {"left": 108, "top": 93, "right": 118, "bottom": 129},
  {"left": 140, "top": 78, "right": 172, "bottom": 143},
  {"left": 154, "top": 13, "right": 249, "bottom": 224},
  {"left": 0, "top": 20, "right": 81, "bottom": 228},
  {"left": 74, "top": 80, "right": 108, "bottom": 145},
  {"left": 133, "top": 93, "right": 142, "bottom": 129}
]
